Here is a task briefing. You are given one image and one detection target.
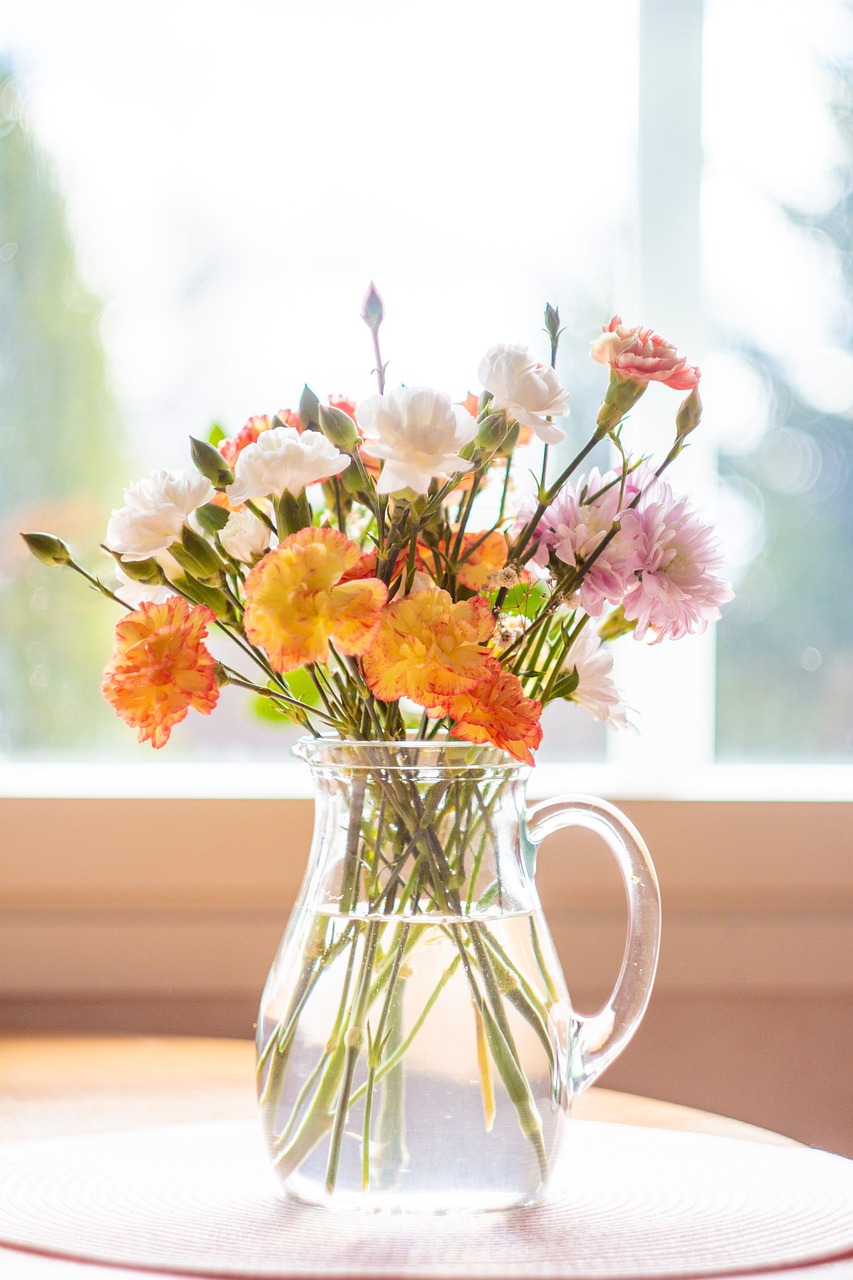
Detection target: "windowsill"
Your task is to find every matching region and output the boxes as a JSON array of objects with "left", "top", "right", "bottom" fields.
[{"left": 0, "top": 760, "right": 851, "bottom": 802}]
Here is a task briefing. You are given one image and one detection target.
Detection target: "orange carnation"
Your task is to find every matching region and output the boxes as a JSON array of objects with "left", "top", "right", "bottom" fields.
[
  {"left": 242, "top": 526, "right": 387, "bottom": 671},
  {"left": 101, "top": 598, "right": 219, "bottom": 748},
  {"left": 362, "top": 587, "right": 497, "bottom": 705},
  {"left": 430, "top": 667, "right": 543, "bottom": 765},
  {"left": 418, "top": 530, "right": 508, "bottom": 592},
  {"left": 220, "top": 414, "right": 274, "bottom": 469}
]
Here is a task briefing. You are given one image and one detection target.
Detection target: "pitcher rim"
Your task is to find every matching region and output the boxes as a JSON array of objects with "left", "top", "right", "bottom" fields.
[{"left": 291, "top": 735, "right": 527, "bottom": 772}]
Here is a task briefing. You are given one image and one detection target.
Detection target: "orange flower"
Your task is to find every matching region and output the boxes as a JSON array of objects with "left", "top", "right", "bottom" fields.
[
  {"left": 101, "top": 598, "right": 219, "bottom": 748},
  {"left": 455, "top": 530, "right": 509, "bottom": 590},
  {"left": 220, "top": 414, "right": 274, "bottom": 469},
  {"left": 329, "top": 395, "right": 358, "bottom": 422},
  {"left": 339, "top": 547, "right": 425, "bottom": 585},
  {"left": 362, "top": 587, "right": 497, "bottom": 705},
  {"left": 243, "top": 526, "right": 387, "bottom": 671},
  {"left": 430, "top": 667, "right": 543, "bottom": 765},
  {"left": 418, "top": 530, "right": 508, "bottom": 592}
]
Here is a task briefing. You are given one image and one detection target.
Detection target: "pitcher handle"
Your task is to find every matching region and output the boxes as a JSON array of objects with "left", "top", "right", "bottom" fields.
[{"left": 526, "top": 794, "right": 661, "bottom": 1093}]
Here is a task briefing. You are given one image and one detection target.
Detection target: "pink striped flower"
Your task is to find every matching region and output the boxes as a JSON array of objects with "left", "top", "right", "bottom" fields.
[
  {"left": 591, "top": 317, "right": 700, "bottom": 391},
  {"left": 526, "top": 469, "right": 644, "bottom": 615},
  {"left": 620, "top": 483, "right": 733, "bottom": 642}
]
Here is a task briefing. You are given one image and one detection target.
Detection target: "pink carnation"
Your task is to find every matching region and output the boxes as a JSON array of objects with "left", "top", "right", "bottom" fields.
[
  {"left": 527, "top": 469, "right": 642, "bottom": 616},
  {"left": 591, "top": 317, "right": 700, "bottom": 391},
  {"left": 619, "top": 483, "right": 733, "bottom": 642}
]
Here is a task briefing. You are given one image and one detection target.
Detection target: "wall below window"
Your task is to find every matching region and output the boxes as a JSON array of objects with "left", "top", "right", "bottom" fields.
[{"left": 1, "top": 791, "right": 851, "bottom": 1156}]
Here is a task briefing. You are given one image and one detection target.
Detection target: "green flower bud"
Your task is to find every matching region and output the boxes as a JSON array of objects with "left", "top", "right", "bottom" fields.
[
  {"left": 319, "top": 403, "right": 359, "bottom": 450},
  {"left": 475, "top": 411, "right": 508, "bottom": 451},
  {"left": 340, "top": 459, "right": 372, "bottom": 500},
  {"left": 276, "top": 489, "right": 312, "bottom": 537},
  {"left": 172, "top": 575, "right": 239, "bottom": 624},
  {"left": 102, "top": 546, "right": 164, "bottom": 584},
  {"left": 20, "top": 532, "right": 73, "bottom": 567},
  {"left": 675, "top": 387, "right": 703, "bottom": 440},
  {"left": 190, "top": 435, "right": 234, "bottom": 489},
  {"left": 361, "top": 281, "right": 385, "bottom": 333},
  {"left": 181, "top": 524, "right": 224, "bottom": 577},
  {"left": 544, "top": 302, "right": 563, "bottom": 351},
  {"left": 595, "top": 370, "right": 648, "bottom": 436},
  {"left": 168, "top": 527, "right": 222, "bottom": 580},
  {"left": 298, "top": 384, "right": 321, "bottom": 433}
]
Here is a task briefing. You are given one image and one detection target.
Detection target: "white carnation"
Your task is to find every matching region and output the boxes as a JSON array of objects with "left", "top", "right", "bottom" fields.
[
  {"left": 225, "top": 427, "right": 348, "bottom": 504},
  {"left": 358, "top": 387, "right": 478, "bottom": 495},
  {"left": 219, "top": 504, "right": 272, "bottom": 564},
  {"left": 478, "top": 343, "right": 570, "bottom": 445},
  {"left": 564, "top": 625, "right": 634, "bottom": 729},
  {"left": 105, "top": 468, "right": 214, "bottom": 562}
]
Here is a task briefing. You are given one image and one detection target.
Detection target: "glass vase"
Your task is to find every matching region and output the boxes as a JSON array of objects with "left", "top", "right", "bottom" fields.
[{"left": 256, "top": 739, "right": 660, "bottom": 1212}]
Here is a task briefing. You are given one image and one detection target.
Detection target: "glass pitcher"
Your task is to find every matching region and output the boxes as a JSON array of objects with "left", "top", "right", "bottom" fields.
[{"left": 256, "top": 739, "right": 660, "bottom": 1212}]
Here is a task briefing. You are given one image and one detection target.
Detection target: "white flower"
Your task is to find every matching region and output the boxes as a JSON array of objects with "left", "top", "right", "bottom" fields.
[
  {"left": 225, "top": 427, "right": 349, "bottom": 505},
  {"left": 219, "top": 504, "right": 272, "bottom": 564},
  {"left": 358, "top": 387, "right": 478, "bottom": 495},
  {"left": 564, "top": 624, "right": 634, "bottom": 729},
  {"left": 105, "top": 468, "right": 214, "bottom": 561},
  {"left": 478, "top": 343, "right": 570, "bottom": 445}
]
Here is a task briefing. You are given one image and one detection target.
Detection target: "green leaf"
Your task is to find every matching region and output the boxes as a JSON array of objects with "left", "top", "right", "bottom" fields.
[
  {"left": 207, "top": 422, "right": 226, "bottom": 447},
  {"left": 499, "top": 581, "right": 549, "bottom": 619},
  {"left": 548, "top": 670, "right": 580, "bottom": 703}
]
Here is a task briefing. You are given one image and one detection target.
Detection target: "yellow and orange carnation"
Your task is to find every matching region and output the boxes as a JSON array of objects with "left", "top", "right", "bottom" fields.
[
  {"left": 101, "top": 598, "right": 220, "bottom": 749},
  {"left": 362, "top": 587, "right": 497, "bottom": 705},
  {"left": 242, "top": 526, "right": 387, "bottom": 671},
  {"left": 429, "top": 667, "right": 543, "bottom": 766}
]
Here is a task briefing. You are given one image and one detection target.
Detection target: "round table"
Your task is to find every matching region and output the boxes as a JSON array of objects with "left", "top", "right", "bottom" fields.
[{"left": 0, "top": 1035, "right": 849, "bottom": 1280}]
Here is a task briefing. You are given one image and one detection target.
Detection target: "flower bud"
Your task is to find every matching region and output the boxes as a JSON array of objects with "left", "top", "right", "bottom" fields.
[
  {"left": 474, "top": 412, "right": 508, "bottom": 452},
  {"left": 190, "top": 436, "right": 234, "bottom": 490},
  {"left": 168, "top": 527, "right": 222, "bottom": 580},
  {"left": 595, "top": 370, "right": 648, "bottom": 436},
  {"left": 102, "top": 547, "right": 164, "bottom": 584},
  {"left": 181, "top": 524, "right": 224, "bottom": 577},
  {"left": 544, "top": 302, "right": 562, "bottom": 352},
  {"left": 173, "top": 575, "right": 239, "bottom": 624},
  {"left": 319, "top": 403, "right": 359, "bottom": 451},
  {"left": 276, "top": 489, "right": 312, "bottom": 537},
  {"left": 340, "top": 459, "right": 372, "bottom": 500},
  {"left": 675, "top": 387, "right": 703, "bottom": 440},
  {"left": 20, "top": 531, "right": 73, "bottom": 567},
  {"left": 298, "top": 384, "right": 321, "bottom": 433},
  {"left": 361, "top": 281, "right": 384, "bottom": 332}
]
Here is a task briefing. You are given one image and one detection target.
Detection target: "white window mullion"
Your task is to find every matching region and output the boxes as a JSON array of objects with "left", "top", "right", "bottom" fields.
[{"left": 608, "top": 0, "right": 717, "bottom": 775}]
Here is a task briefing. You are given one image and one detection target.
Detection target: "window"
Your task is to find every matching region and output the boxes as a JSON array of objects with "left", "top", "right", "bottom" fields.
[
  {"left": 1, "top": 0, "right": 851, "bottom": 772},
  {"left": 1, "top": 0, "right": 641, "bottom": 765}
]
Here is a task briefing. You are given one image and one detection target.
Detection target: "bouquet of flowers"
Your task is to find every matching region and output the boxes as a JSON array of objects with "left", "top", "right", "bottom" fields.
[
  {"left": 23, "top": 290, "right": 730, "bottom": 1205},
  {"left": 23, "top": 290, "right": 729, "bottom": 759}
]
